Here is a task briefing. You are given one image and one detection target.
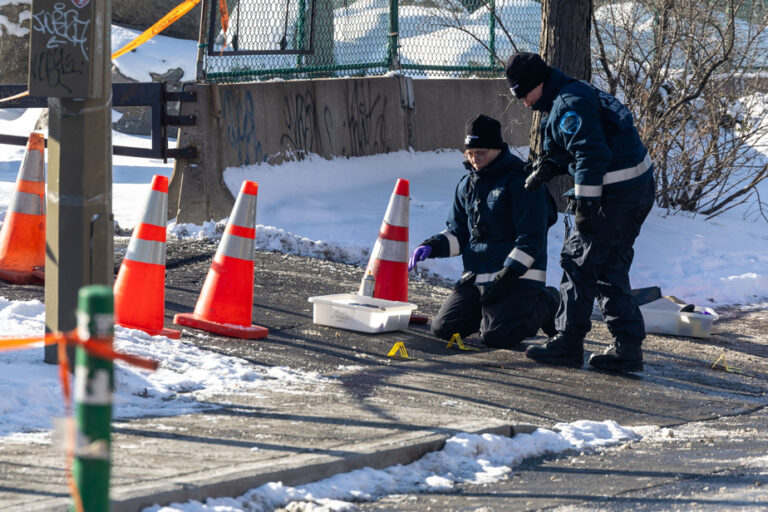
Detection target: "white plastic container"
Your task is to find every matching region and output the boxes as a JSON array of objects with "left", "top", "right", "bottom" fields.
[
  {"left": 640, "top": 297, "right": 718, "bottom": 338},
  {"left": 307, "top": 293, "right": 418, "bottom": 333}
]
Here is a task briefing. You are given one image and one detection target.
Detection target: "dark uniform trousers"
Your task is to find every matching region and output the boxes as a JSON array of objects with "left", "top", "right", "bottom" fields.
[
  {"left": 431, "top": 281, "right": 555, "bottom": 349},
  {"left": 556, "top": 177, "right": 656, "bottom": 345}
]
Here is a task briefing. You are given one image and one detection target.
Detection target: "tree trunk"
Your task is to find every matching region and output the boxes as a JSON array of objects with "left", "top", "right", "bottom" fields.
[{"left": 531, "top": 0, "right": 593, "bottom": 211}]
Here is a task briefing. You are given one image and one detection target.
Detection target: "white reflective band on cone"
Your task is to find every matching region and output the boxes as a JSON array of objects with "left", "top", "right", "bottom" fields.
[
  {"left": 230, "top": 193, "right": 257, "bottom": 229},
  {"left": 383, "top": 194, "right": 409, "bottom": 228},
  {"left": 218, "top": 233, "right": 255, "bottom": 261},
  {"left": 371, "top": 238, "right": 408, "bottom": 263},
  {"left": 126, "top": 238, "right": 165, "bottom": 265},
  {"left": 140, "top": 189, "right": 168, "bottom": 227},
  {"left": 9, "top": 191, "right": 42, "bottom": 215},
  {"left": 604, "top": 153, "right": 652, "bottom": 185},
  {"left": 440, "top": 230, "right": 461, "bottom": 257},
  {"left": 19, "top": 151, "right": 44, "bottom": 181},
  {"left": 476, "top": 268, "right": 546, "bottom": 284},
  {"left": 509, "top": 247, "right": 534, "bottom": 268}
]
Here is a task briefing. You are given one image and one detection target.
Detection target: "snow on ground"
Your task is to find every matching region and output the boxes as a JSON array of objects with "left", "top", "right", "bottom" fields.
[
  {"left": 223, "top": 149, "right": 768, "bottom": 308},
  {"left": 143, "top": 420, "right": 640, "bottom": 512},
  {"left": 0, "top": 297, "right": 329, "bottom": 441}
]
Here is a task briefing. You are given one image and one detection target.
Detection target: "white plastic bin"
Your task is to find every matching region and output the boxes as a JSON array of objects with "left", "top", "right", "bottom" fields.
[
  {"left": 307, "top": 293, "right": 418, "bottom": 333},
  {"left": 640, "top": 297, "right": 718, "bottom": 338}
]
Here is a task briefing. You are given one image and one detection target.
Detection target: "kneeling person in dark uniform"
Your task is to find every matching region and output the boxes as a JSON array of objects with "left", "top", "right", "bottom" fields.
[
  {"left": 505, "top": 52, "right": 655, "bottom": 373},
  {"left": 409, "top": 114, "right": 560, "bottom": 349}
]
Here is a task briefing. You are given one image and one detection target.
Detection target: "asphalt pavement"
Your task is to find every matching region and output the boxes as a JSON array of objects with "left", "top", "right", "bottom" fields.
[{"left": 1, "top": 239, "right": 766, "bottom": 511}]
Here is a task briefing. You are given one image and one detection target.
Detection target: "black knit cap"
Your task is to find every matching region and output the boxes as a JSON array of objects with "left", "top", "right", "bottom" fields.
[
  {"left": 505, "top": 52, "right": 550, "bottom": 99},
  {"left": 464, "top": 114, "right": 504, "bottom": 150}
]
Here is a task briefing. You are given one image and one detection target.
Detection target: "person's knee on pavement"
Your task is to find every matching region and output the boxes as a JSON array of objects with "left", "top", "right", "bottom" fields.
[
  {"left": 481, "top": 328, "right": 526, "bottom": 349},
  {"left": 430, "top": 320, "right": 453, "bottom": 341}
]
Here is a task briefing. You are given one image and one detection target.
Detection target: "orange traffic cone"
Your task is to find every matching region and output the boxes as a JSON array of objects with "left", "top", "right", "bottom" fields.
[
  {"left": 361, "top": 178, "right": 409, "bottom": 302},
  {"left": 114, "top": 175, "right": 180, "bottom": 339},
  {"left": 173, "top": 181, "right": 268, "bottom": 339},
  {"left": 0, "top": 132, "right": 46, "bottom": 285}
]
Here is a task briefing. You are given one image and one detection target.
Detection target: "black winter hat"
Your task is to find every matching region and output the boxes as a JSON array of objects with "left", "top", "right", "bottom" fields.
[
  {"left": 464, "top": 114, "right": 504, "bottom": 150},
  {"left": 505, "top": 52, "right": 550, "bottom": 99}
]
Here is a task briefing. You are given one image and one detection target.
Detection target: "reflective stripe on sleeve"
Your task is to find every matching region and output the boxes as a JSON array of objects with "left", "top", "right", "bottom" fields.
[
  {"left": 218, "top": 233, "right": 255, "bottom": 261},
  {"left": 440, "top": 230, "right": 460, "bottom": 257},
  {"left": 140, "top": 189, "right": 168, "bottom": 227},
  {"left": 9, "top": 191, "right": 43, "bottom": 215},
  {"left": 125, "top": 238, "right": 165, "bottom": 266},
  {"left": 575, "top": 183, "right": 603, "bottom": 198},
  {"left": 520, "top": 268, "right": 546, "bottom": 282},
  {"left": 508, "top": 247, "right": 534, "bottom": 268},
  {"left": 474, "top": 271, "right": 497, "bottom": 284},
  {"left": 383, "top": 194, "right": 409, "bottom": 228},
  {"left": 370, "top": 238, "right": 408, "bottom": 263},
  {"left": 475, "top": 267, "right": 545, "bottom": 284},
  {"left": 604, "top": 153, "right": 652, "bottom": 185}
]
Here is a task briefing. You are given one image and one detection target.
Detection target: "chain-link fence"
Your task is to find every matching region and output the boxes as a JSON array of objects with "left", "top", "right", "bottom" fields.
[{"left": 201, "top": 0, "right": 541, "bottom": 83}]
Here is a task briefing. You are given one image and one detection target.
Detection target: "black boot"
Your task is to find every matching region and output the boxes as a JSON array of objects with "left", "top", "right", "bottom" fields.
[
  {"left": 525, "top": 334, "right": 584, "bottom": 368},
  {"left": 588, "top": 342, "right": 643, "bottom": 373},
  {"left": 539, "top": 286, "right": 560, "bottom": 338}
]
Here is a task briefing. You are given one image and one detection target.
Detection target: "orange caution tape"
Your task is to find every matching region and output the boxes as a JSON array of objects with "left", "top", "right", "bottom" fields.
[
  {"left": 111, "top": 0, "right": 202, "bottom": 60},
  {"left": 219, "top": 0, "right": 230, "bottom": 34},
  {"left": 55, "top": 338, "right": 83, "bottom": 512},
  {"left": 0, "top": 89, "right": 29, "bottom": 105},
  {"left": 0, "top": 330, "right": 159, "bottom": 370}
]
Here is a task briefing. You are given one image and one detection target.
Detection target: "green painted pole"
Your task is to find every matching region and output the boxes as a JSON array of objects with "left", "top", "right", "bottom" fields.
[
  {"left": 72, "top": 285, "right": 115, "bottom": 512},
  {"left": 489, "top": 0, "right": 496, "bottom": 67},
  {"left": 296, "top": 0, "right": 306, "bottom": 70}
]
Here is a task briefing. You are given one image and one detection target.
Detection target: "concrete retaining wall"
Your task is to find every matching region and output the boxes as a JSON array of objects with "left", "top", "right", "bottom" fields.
[{"left": 168, "top": 77, "right": 532, "bottom": 224}]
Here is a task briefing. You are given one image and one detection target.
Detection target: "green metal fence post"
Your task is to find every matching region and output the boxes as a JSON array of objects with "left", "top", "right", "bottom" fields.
[
  {"left": 72, "top": 285, "right": 114, "bottom": 512},
  {"left": 388, "top": 0, "right": 400, "bottom": 70},
  {"left": 296, "top": 0, "right": 307, "bottom": 70},
  {"left": 489, "top": 0, "right": 496, "bottom": 67}
]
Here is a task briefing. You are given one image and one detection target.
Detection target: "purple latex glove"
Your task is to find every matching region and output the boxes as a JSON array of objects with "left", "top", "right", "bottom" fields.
[{"left": 408, "top": 245, "right": 432, "bottom": 271}]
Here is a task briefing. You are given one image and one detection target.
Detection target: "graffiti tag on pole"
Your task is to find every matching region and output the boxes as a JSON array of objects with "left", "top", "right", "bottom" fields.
[{"left": 28, "top": 0, "right": 95, "bottom": 97}]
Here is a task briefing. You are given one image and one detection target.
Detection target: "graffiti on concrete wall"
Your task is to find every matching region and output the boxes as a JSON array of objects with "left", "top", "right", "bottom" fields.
[
  {"left": 280, "top": 92, "right": 333, "bottom": 159},
  {"left": 221, "top": 89, "right": 269, "bottom": 166},
  {"left": 343, "top": 81, "right": 389, "bottom": 157},
  {"left": 219, "top": 80, "right": 397, "bottom": 165}
]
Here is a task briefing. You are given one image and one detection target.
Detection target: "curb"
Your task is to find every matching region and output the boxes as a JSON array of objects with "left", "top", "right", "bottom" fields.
[{"left": 21, "top": 421, "right": 540, "bottom": 512}]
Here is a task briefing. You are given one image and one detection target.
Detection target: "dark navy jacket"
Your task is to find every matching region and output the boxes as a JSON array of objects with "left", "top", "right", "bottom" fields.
[
  {"left": 533, "top": 68, "right": 653, "bottom": 200},
  {"left": 427, "top": 146, "right": 551, "bottom": 289}
]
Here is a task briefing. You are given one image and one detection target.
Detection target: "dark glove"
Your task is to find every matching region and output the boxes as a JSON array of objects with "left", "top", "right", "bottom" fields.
[
  {"left": 480, "top": 266, "right": 520, "bottom": 305},
  {"left": 574, "top": 198, "right": 601, "bottom": 235},
  {"left": 408, "top": 245, "right": 432, "bottom": 271},
  {"left": 524, "top": 155, "right": 566, "bottom": 191}
]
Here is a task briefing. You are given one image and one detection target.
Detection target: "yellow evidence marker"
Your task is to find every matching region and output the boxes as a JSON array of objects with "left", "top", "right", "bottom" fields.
[
  {"left": 446, "top": 333, "right": 480, "bottom": 351},
  {"left": 387, "top": 342, "right": 416, "bottom": 360}
]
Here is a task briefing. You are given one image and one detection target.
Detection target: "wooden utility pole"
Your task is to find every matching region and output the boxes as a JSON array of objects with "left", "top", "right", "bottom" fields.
[{"left": 28, "top": 0, "right": 114, "bottom": 364}]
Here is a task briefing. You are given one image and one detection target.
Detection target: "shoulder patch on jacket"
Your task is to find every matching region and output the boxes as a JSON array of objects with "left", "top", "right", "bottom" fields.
[{"left": 559, "top": 111, "right": 581, "bottom": 135}]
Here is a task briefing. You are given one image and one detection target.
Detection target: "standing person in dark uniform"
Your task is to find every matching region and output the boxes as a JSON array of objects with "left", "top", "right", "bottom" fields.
[
  {"left": 409, "top": 114, "right": 560, "bottom": 350},
  {"left": 505, "top": 52, "right": 655, "bottom": 373}
]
